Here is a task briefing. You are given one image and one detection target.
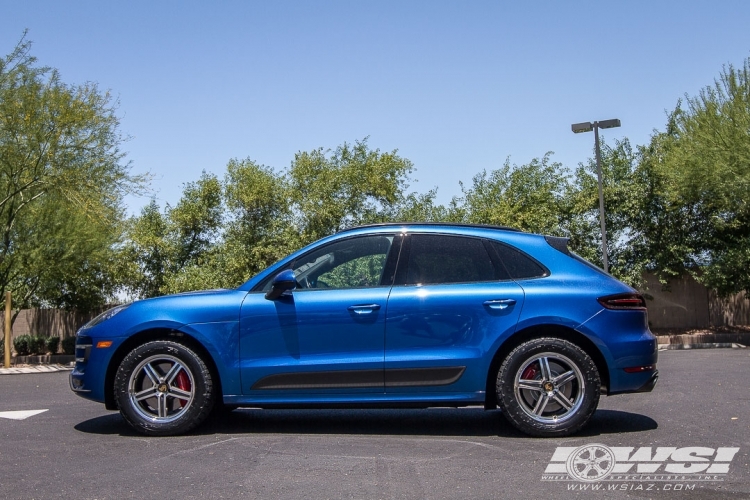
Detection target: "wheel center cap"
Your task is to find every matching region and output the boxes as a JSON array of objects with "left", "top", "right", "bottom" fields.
[
  {"left": 543, "top": 381, "right": 554, "bottom": 392},
  {"left": 157, "top": 383, "right": 169, "bottom": 393}
]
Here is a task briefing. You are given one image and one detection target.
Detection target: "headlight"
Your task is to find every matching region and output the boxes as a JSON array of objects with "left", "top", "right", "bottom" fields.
[{"left": 83, "top": 304, "right": 131, "bottom": 329}]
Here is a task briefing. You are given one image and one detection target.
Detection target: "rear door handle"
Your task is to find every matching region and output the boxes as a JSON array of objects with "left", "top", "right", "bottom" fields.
[
  {"left": 483, "top": 299, "right": 517, "bottom": 310},
  {"left": 347, "top": 304, "right": 381, "bottom": 315}
]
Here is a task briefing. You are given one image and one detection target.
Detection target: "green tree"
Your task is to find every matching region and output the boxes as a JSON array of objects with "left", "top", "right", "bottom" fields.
[
  {"left": 16, "top": 191, "right": 123, "bottom": 313},
  {"left": 656, "top": 60, "right": 750, "bottom": 295},
  {"left": 566, "top": 139, "right": 643, "bottom": 284},
  {"left": 288, "top": 138, "right": 414, "bottom": 242},
  {"left": 455, "top": 154, "right": 571, "bottom": 235},
  {"left": 219, "top": 159, "right": 296, "bottom": 287},
  {"left": 122, "top": 140, "right": 421, "bottom": 297},
  {"left": 387, "top": 189, "right": 457, "bottom": 223},
  {"left": 119, "top": 200, "right": 169, "bottom": 298},
  {"left": 0, "top": 33, "right": 144, "bottom": 313},
  {"left": 620, "top": 129, "right": 702, "bottom": 287},
  {"left": 121, "top": 172, "right": 223, "bottom": 297}
]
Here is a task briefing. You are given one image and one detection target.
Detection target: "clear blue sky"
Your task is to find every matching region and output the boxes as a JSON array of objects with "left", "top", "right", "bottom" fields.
[{"left": 3, "top": 1, "right": 749, "bottom": 213}]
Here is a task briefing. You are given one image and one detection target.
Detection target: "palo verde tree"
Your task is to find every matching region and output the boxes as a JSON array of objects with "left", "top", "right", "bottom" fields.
[{"left": 0, "top": 33, "right": 145, "bottom": 314}]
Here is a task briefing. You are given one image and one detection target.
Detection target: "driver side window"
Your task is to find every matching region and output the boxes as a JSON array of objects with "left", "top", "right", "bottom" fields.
[{"left": 292, "top": 235, "right": 394, "bottom": 290}]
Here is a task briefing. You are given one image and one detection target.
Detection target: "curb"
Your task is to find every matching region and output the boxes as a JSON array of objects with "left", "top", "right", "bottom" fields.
[
  {"left": 12, "top": 354, "right": 75, "bottom": 365},
  {"left": 655, "top": 332, "right": 750, "bottom": 345},
  {"left": 0, "top": 363, "right": 73, "bottom": 376},
  {"left": 658, "top": 343, "right": 746, "bottom": 350}
]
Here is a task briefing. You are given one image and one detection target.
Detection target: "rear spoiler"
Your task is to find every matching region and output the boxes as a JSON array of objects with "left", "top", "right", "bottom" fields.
[{"left": 544, "top": 235, "right": 570, "bottom": 256}]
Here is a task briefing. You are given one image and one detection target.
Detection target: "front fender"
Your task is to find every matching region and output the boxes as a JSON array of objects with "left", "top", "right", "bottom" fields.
[{"left": 177, "top": 321, "right": 241, "bottom": 396}]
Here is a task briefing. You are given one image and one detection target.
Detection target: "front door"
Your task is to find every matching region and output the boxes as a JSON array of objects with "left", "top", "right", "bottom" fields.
[{"left": 239, "top": 234, "right": 399, "bottom": 396}]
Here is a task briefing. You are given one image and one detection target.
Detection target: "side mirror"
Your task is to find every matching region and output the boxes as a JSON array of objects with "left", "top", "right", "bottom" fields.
[{"left": 265, "top": 269, "right": 297, "bottom": 300}]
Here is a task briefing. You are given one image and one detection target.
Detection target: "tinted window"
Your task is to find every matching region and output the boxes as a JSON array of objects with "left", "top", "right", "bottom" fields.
[
  {"left": 289, "top": 235, "right": 394, "bottom": 290},
  {"left": 489, "top": 241, "right": 547, "bottom": 279},
  {"left": 404, "top": 235, "right": 497, "bottom": 285}
]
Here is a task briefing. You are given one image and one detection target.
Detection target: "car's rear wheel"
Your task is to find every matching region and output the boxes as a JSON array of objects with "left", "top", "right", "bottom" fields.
[
  {"left": 496, "top": 337, "right": 600, "bottom": 437},
  {"left": 114, "top": 340, "right": 215, "bottom": 436}
]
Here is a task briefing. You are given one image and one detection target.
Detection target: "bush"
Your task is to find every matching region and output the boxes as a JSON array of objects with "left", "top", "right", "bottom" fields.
[
  {"left": 45, "top": 336, "right": 60, "bottom": 354},
  {"left": 15, "top": 335, "right": 50, "bottom": 355},
  {"left": 61, "top": 336, "right": 76, "bottom": 355},
  {"left": 29, "top": 335, "right": 46, "bottom": 355},
  {"left": 13, "top": 334, "right": 31, "bottom": 356},
  {"left": 0, "top": 336, "right": 4, "bottom": 357}
]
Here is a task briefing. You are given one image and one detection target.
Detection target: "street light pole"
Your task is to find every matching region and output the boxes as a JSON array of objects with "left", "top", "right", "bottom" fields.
[
  {"left": 593, "top": 124, "right": 609, "bottom": 273},
  {"left": 571, "top": 118, "right": 621, "bottom": 274}
]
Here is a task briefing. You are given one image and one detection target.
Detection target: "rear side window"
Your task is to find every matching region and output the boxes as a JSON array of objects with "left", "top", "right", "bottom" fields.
[
  {"left": 488, "top": 241, "right": 547, "bottom": 280},
  {"left": 402, "top": 234, "right": 499, "bottom": 285}
]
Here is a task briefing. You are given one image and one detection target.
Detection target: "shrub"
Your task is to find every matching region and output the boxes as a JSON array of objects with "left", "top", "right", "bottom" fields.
[
  {"left": 45, "top": 336, "right": 60, "bottom": 354},
  {"left": 13, "top": 334, "right": 32, "bottom": 356},
  {"left": 29, "top": 335, "right": 46, "bottom": 355},
  {"left": 0, "top": 337, "right": 3, "bottom": 357},
  {"left": 61, "top": 336, "right": 76, "bottom": 355}
]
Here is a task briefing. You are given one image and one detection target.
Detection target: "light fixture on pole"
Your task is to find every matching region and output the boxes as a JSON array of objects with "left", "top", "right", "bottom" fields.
[{"left": 571, "top": 118, "right": 621, "bottom": 273}]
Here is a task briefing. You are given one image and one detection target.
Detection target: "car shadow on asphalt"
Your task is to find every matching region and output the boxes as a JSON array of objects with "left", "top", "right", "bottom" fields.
[{"left": 74, "top": 408, "right": 657, "bottom": 438}]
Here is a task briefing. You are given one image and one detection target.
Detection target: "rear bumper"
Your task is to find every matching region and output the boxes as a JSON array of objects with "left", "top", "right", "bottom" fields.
[
  {"left": 609, "top": 370, "right": 658, "bottom": 395},
  {"left": 634, "top": 370, "right": 658, "bottom": 393}
]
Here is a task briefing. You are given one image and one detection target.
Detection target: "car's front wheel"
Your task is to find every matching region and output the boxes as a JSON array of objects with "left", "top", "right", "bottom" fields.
[
  {"left": 496, "top": 337, "right": 600, "bottom": 437},
  {"left": 114, "top": 340, "right": 215, "bottom": 436}
]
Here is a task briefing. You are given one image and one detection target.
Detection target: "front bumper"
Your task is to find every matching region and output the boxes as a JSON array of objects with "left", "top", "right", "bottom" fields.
[{"left": 68, "top": 332, "right": 125, "bottom": 404}]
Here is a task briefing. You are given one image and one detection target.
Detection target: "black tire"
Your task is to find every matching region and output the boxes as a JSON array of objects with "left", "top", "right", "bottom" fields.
[
  {"left": 114, "top": 340, "right": 216, "bottom": 436},
  {"left": 496, "top": 337, "right": 600, "bottom": 437}
]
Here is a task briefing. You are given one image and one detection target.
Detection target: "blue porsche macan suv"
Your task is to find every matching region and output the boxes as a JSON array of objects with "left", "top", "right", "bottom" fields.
[{"left": 70, "top": 223, "right": 657, "bottom": 437}]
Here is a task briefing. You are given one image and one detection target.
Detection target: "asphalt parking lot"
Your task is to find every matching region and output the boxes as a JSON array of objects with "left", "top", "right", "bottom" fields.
[{"left": 0, "top": 349, "right": 748, "bottom": 500}]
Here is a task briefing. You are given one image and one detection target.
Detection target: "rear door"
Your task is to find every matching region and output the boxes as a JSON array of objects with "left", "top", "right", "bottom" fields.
[{"left": 384, "top": 233, "right": 525, "bottom": 395}]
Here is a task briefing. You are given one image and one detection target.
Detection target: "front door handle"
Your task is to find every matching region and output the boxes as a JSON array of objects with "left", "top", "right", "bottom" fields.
[
  {"left": 483, "top": 299, "right": 517, "bottom": 310},
  {"left": 347, "top": 304, "right": 381, "bottom": 315}
]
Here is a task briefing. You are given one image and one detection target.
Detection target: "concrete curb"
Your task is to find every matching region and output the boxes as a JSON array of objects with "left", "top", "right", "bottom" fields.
[
  {"left": 655, "top": 331, "right": 750, "bottom": 346},
  {"left": 0, "top": 363, "right": 73, "bottom": 375},
  {"left": 658, "top": 342, "right": 746, "bottom": 350},
  {"left": 12, "top": 354, "right": 75, "bottom": 365}
]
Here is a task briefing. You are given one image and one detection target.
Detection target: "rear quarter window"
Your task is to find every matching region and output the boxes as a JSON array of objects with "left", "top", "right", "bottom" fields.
[{"left": 488, "top": 240, "right": 548, "bottom": 280}]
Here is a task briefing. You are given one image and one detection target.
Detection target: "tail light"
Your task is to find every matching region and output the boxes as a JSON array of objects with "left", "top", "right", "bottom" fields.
[
  {"left": 624, "top": 365, "right": 655, "bottom": 373},
  {"left": 598, "top": 293, "right": 647, "bottom": 310}
]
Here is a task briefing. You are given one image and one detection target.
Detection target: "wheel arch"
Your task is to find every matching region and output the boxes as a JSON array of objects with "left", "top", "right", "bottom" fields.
[
  {"left": 483, "top": 324, "right": 610, "bottom": 409},
  {"left": 104, "top": 328, "right": 223, "bottom": 411}
]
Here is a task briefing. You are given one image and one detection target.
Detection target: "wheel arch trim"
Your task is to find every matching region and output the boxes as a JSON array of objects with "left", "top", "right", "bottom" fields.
[
  {"left": 483, "top": 323, "right": 611, "bottom": 409},
  {"left": 103, "top": 327, "right": 227, "bottom": 411}
]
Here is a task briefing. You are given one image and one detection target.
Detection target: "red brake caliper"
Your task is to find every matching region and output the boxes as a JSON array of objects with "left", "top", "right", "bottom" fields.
[
  {"left": 522, "top": 362, "right": 538, "bottom": 380},
  {"left": 174, "top": 369, "right": 191, "bottom": 408},
  {"left": 521, "top": 362, "right": 539, "bottom": 404}
]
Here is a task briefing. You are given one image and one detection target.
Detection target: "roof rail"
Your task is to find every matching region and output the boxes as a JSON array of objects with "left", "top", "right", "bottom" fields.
[{"left": 338, "top": 222, "right": 521, "bottom": 233}]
